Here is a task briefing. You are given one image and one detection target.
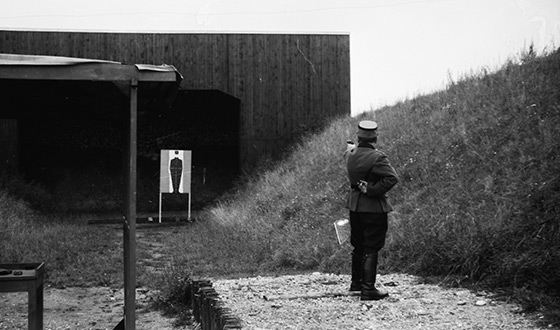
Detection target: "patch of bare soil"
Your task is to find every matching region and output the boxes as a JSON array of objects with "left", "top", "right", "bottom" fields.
[
  {"left": 0, "top": 286, "right": 179, "bottom": 330},
  {"left": 0, "top": 223, "right": 188, "bottom": 330},
  {"left": 212, "top": 272, "right": 549, "bottom": 330}
]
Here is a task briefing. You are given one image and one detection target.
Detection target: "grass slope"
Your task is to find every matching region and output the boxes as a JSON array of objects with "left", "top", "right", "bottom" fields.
[{"left": 167, "top": 47, "right": 560, "bottom": 322}]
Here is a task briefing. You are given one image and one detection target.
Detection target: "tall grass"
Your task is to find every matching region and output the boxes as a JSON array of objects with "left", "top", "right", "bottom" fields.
[
  {"left": 0, "top": 186, "right": 123, "bottom": 287},
  {"left": 375, "top": 47, "right": 560, "bottom": 292},
  {"left": 167, "top": 46, "right": 559, "bottom": 319},
  {"left": 172, "top": 118, "right": 357, "bottom": 273}
]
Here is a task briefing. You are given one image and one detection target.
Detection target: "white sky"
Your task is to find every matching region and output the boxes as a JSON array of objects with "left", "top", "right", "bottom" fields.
[{"left": 1, "top": 0, "right": 559, "bottom": 115}]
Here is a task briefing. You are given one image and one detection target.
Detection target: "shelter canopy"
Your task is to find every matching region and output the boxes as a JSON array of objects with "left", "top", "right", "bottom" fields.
[
  {"left": 0, "top": 53, "right": 182, "bottom": 120},
  {"left": 0, "top": 53, "right": 183, "bottom": 330}
]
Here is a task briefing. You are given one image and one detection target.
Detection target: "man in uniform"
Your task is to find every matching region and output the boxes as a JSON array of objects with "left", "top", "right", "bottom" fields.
[{"left": 344, "top": 120, "right": 399, "bottom": 301}]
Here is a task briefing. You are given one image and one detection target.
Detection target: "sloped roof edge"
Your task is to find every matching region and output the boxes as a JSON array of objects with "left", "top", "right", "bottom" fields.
[
  {"left": 0, "top": 53, "right": 183, "bottom": 81},
  {"left": 0, "top": 53, "right": 121, "bottom": 65}
]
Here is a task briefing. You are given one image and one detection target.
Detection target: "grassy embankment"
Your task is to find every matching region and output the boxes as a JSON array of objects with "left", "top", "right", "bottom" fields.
[
  {"left": 1, "top": 46, "right": 559, "bottom": 325},
  {"left": 164, "top": 46, "right": 560, "bottom": 323}
]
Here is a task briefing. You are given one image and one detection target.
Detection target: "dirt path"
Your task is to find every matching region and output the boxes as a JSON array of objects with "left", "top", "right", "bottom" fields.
[
  {"left": 0, "top": 223, "right": 188, "bottom": 330},
  {"left": 0, "top": 286, "right": 178, "bottom": 330}
]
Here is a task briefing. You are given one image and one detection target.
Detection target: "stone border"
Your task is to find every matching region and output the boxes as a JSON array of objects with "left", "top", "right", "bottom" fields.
[{"left": 190, "top": 279, "right": 242, "bottom": 329}]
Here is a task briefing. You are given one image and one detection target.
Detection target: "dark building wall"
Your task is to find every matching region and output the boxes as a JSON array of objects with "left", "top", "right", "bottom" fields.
[
  {"left": 0, "top": 119, "right": 18, "bottom": 173},
  {"left": 0, "top": 30, "right": 350, "bottom": 167}
]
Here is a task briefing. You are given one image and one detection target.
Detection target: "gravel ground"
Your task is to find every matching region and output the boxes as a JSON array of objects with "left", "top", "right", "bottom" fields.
[
  {"left": 1, "top": 273, "right": 547, "bottom": 330},
  {"left": 212, "top": 272, "right": 547, "bottom": 330},
  {"left": 1, "top": 223, "right": 551, "bottom": 330}
]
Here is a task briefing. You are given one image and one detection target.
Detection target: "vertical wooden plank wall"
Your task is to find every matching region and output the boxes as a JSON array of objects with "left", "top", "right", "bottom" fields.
[{"left": 0, "top": 30, "right": 350, "bottom": 168}]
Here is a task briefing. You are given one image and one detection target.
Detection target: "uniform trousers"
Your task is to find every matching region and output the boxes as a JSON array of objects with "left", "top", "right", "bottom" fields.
[{"left": 349, "top": 211, "right": 388, "bottom": 255}]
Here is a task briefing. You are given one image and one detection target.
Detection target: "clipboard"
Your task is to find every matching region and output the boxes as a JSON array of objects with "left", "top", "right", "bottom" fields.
[{"left": 334, "top": 219, "right": 351, "bottom": 244}]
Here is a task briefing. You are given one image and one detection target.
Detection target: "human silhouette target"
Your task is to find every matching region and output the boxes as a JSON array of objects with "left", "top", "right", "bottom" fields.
[
  {"left": 169, "top": 151, "right": 183, "bottom": 193},
  {"left": 159, "top": 149, "right": 192, "bottom": 222}
]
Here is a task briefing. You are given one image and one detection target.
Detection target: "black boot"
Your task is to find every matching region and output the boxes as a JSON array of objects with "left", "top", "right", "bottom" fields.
[
  {"left": 361, "top": 252, "right": 388, "bottom": 301},
  {"left": 349, "top": 252, "right": 362, "bottom": 291}
]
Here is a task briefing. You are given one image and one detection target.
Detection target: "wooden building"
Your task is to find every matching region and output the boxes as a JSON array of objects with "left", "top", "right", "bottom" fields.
[{"left": 0, "top": 30, "right": 350, "bottom": 171}]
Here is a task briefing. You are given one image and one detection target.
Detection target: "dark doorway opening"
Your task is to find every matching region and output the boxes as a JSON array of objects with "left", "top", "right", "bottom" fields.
[
  {"left": 159, "top": 89, "right": 240, "bottom": 175},
  {"left": 15, "top": 89, "right": 241, "bottom": 214},
  {"left": 137, "top": 89, "right": 241, "bottom": 212}
]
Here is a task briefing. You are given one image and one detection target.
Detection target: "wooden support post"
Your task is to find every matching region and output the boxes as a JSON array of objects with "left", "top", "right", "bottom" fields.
[{"left": 124, "top": 77, "right": 138, "bottom": 330}]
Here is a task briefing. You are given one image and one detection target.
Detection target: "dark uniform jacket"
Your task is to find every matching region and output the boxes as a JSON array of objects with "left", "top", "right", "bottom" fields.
[{"left": 345, "top": 142, "right": 399, "bottom": 213}]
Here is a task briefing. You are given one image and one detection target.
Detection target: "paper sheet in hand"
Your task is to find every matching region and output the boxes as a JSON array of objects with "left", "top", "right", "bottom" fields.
[{"left": 334, "top": 219, "right": 350, "bottom": 244}]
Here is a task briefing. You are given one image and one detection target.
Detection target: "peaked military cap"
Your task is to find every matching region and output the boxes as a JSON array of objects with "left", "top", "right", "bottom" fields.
[{"left": 357, "top": 120, "right": 378, "bottom": 139}]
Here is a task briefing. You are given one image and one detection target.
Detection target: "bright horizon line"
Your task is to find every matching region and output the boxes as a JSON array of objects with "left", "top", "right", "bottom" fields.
[{"left": 0, "top": 26, "right": 351, "bottom": 36}]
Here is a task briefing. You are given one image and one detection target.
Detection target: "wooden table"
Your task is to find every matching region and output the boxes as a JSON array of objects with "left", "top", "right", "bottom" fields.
[{"left": 0, "top": 263, "right": 45, "bottom": 330}]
